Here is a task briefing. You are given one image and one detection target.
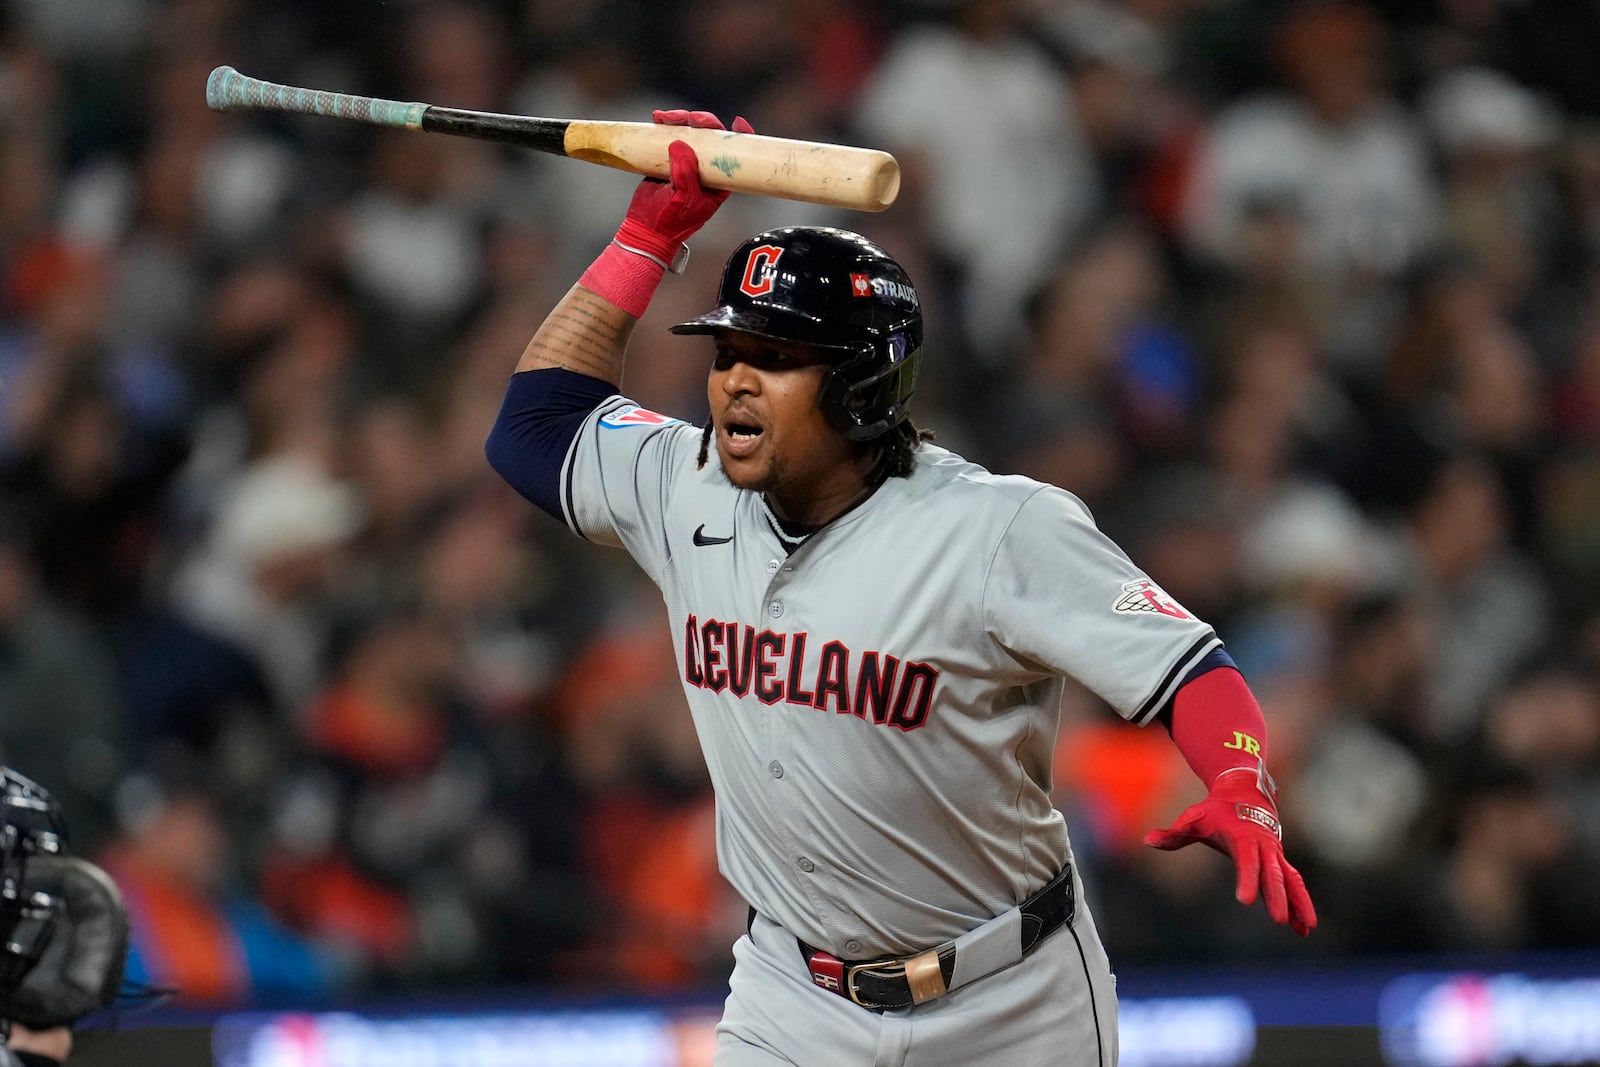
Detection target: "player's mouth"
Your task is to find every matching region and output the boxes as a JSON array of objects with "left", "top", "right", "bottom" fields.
[{"left": 719, "top": 418, "right": 765, "bottom": 459}]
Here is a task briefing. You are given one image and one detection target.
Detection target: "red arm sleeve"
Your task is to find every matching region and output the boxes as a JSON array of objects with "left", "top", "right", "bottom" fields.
[{"left": 1168, "top": 666, "right": 1270, "bottom": 788}]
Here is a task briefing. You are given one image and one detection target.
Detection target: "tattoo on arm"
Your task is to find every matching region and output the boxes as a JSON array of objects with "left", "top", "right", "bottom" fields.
[{"left": 516, "top": 285, "right": 636, "bottom": 381}]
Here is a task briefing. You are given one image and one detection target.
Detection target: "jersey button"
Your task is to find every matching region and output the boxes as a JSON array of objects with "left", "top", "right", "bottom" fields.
[
  {"left": 769, "top": 601, "right": 783, "bottom": 618},
  {"left": 797, "top": 857, "right": 815, "bottom": 873},
  {"left": 767, "top": 559, "right": 781, "bottom": 574},
  {"left": 768, "top": 761, "right": 784, "bottom": 779},
  {"left": 844, "top": 939, "right": 863, "bottom": 955}
]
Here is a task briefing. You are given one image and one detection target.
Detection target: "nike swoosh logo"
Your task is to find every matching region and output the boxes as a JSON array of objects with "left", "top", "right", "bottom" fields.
[{"left": 693, "top": 524, "right": 735, "bottom": 547}]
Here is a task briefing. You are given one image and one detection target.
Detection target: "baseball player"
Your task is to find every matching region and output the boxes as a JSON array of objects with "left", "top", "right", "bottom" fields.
[{"left": 486, "top": 110, "right": 1316, "bottom": 1066}]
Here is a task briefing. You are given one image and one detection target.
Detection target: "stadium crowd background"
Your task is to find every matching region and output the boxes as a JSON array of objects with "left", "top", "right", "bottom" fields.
[{"left": 1, "top": 0, "right": 1599, "bottom": 1009}]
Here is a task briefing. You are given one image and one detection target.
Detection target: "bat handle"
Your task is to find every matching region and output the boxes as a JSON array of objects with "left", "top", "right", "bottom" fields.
[{"left": 205, "top": 65, "right": 428, "bottom": 129}]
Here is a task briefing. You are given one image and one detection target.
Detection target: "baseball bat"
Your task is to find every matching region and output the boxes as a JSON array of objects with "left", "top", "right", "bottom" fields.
[{"left": 205, "top": 66, "right": 900, "bottom": 213}]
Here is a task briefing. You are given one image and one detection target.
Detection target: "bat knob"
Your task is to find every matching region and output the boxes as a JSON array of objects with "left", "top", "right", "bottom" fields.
[{"left": 206, "top": 66, "right": 239, "bottom": 110}]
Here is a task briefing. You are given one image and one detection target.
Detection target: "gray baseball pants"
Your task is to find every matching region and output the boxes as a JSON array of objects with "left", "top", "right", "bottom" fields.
[{"left": 714, "top": 873, "right": 1119, "bottom": 1066}]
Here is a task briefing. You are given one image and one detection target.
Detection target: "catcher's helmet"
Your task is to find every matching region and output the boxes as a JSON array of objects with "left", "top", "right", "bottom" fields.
[
  {"left": 0, "top": 768, "right": 130, "bottom": 1029},
  {"left": 671, "top": 226, "right": 923, "bottom": 441},
  {"left": 0, "top": 769, "right": 67, "bottom": 992}
]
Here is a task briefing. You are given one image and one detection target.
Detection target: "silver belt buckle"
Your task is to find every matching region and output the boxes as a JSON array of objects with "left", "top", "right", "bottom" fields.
[{"left": 846, "top": 959, "right": 900, "bottom": 1008}]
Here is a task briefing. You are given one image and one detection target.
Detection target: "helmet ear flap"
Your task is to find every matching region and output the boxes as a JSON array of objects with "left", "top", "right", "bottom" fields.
[
  {"left": 817, "top": 361, "right": 862, "bottom": 438},
  {"left": 817, "top": 336, "right": 921, "bottom": 441}
]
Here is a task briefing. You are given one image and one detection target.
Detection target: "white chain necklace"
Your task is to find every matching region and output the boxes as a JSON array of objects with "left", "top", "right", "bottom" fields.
[{"left": 758, "top": 494, "right": 811, "bottom": 547}]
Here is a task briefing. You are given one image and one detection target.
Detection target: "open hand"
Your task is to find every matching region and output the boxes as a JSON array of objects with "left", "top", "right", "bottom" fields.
[{"left": 1143, "top": 768, "right": 1318, "bottom": 936}]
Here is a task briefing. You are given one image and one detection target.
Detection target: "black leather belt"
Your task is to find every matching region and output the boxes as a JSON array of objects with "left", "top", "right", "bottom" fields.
[{"left": 765, "top": 865, "right": 1076, "bottom": 1012}]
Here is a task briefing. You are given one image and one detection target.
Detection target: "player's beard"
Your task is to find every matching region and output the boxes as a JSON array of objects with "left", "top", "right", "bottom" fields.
[
  {"left": 716, "top": 426, "right": 874, "bottom": 525},
  {"left": 714, "top": 420, "right": 820, "bottom": 505},
  {"left": 717, "top": 440, "right": 783, "bottom": 495}
]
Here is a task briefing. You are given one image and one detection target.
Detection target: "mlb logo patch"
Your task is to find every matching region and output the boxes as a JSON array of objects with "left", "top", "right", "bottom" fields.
[
  {"left": 600, "top": 403, "right": 682, "bottom": 429},
  {"left": 850, "top": 273, "right": 873, "bottom": 297},
  {"left": 1112, "top": 579, "right": 1191, "bottom": 620}
]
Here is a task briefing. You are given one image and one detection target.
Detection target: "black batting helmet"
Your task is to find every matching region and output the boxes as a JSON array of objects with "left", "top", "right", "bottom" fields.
[{"left": 671, "top": 226, "right": 923, "bottom": 441}]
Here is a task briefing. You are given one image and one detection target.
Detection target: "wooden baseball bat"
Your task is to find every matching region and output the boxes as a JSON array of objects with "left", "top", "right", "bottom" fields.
[{"left": 205, "top": 66, "right": 900, "bottom": 213}]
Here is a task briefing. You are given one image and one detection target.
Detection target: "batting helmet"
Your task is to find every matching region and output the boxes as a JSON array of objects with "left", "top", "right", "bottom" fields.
[{"left": 671, "top": 226, "right": 923, "bottom": 441}]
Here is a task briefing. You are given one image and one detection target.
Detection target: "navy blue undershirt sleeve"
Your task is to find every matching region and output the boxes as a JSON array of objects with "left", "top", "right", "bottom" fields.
[
  {"left": 1153, "top": 647, "right": 1238, "bottom": 732},
  {"left": 14, "top": 1052, "right": 63, "bottom": 1067},
  {"left": 484, "top": 368, "right": 617, "bottom": 520}
]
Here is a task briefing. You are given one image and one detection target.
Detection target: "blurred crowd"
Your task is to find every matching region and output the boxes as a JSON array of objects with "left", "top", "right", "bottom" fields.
[{"left": 2, "top": 0, "right": 1600, "bottom": 1009}]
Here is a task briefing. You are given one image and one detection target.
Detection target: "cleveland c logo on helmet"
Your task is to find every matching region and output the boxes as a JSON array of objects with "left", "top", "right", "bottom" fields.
[{"left": 740, "top": 246, "right": 783, "bottom": 297}]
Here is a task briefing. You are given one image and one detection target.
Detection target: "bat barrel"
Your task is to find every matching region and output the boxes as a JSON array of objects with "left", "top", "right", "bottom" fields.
[{"left": 562, "top": 122, "right": 901, "bottom": 213}]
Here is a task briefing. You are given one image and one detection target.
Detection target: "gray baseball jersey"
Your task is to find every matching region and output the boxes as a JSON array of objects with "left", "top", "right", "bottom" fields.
[{"left": 558, "top": 396, "right": 1220, "bottom": 959}]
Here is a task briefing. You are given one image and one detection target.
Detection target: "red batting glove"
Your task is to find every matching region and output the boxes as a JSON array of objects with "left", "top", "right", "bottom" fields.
[
  {"left": 614, "top": 110, "right": 755, "bottom": 268},
  {"left": 1142, "top": 766, "right": 1318, "bottom": 936},
  {"left": 582, "top": 110, "right": 754, "bottom": 316}
]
